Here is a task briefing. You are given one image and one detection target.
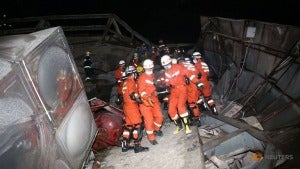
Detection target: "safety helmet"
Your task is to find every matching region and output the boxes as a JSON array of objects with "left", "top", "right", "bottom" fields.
[
  {"left": 192, "top": 52, "right": 202, "bottom": 59},
  {"left": 119, "top": 60, "right": 126, "bottom": 65},
  {"left": 86, "top": 51, "right": 90, "bottom": 56},
  {"left": 184, "top": 57, "right": 192, "bottom": 63},
  {"left": 159, "top": 39, "right": 164, "bottom": 44},
  {"left": 143, "top": 59, "right": 154, "bottom": 69},
  {"left": 161, "top": 55, "right": 172, "bottom": 66},
  {"left": 171, "top": 58, "right": 178, "bottom": 64},
  {"left": 125, "top": 65, "right": 136, "bottom": 75},
  {"left": 136, "top": 65, "right": 144, "bottom": 73},
  {"left": 133, "top": 53, "right": 138, "bottom": 59}
]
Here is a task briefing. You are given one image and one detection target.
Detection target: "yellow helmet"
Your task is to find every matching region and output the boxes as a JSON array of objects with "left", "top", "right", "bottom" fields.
[
  {"left": 86, "top": 51, "right": 91, "bottom": 56},
  {"left": 136, "top": 65, "right": 144, "bottom": 73}
]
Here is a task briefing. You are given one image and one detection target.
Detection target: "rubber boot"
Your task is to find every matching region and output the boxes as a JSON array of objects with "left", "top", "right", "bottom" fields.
[
  {"left": 173, "top": 118, "right": 183, "bottom": 134},
  {"left": 211, "top": 105, "right": 219, "bottom": 115},
  {"left": 190, "top": 116, "right": 201, "bottom": 127},
  {"left": 183, "top": 117, "right": 192, "bottom": 134},
  {"left": 149, "top": 140, "right": 158, "bottom": 145},
  {"left": 121, "top": 139, "right": 133, "bottom": 152},
  {"left": 154, "top": 130, "right": 163, "bottom": 137},
  {"left": 134, "top": 143, "right": 149, "bottom": 153}
]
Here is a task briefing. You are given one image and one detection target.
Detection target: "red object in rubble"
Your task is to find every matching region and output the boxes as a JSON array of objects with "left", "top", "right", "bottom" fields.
[{"left": 89, "top": 98, "right": 124, "bottom": 151}]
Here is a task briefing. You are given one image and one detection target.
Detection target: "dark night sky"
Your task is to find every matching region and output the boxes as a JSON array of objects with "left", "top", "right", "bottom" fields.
[{"left": 2, "top": 0, "right": 299, "bottom": 43}]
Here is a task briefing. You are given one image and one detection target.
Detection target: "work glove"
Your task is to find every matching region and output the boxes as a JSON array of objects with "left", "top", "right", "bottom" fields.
[
  {"left": 142, "top": 97, "right": 154, "bottom": 107},
  {"left": 196, "top": 82, "right": 204, "bottom": 91},
  {"left": 130, "top": 92, "right": 142, "bottom": 104}
]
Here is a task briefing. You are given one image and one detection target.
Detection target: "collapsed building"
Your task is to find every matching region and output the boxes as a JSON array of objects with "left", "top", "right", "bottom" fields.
[{"left": 0, "top": 14, "right": 299, "bottom": 169}]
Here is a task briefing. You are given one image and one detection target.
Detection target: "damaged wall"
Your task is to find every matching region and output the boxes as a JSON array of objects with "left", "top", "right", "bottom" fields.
[{"left": 197, "top": 16, "right": 300, "bottom": 168}]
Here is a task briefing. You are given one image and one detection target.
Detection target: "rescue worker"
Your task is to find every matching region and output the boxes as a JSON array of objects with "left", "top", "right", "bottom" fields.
[
  {"left": 115, "top": 60, "right": 126, "bottom": 105},
  {"left": 182, "top": 57, "right": 202, "bottom": 126},
  {"left": 137, "top": 59, "right": 164, "bottom": 145},
  {"left": 130, "top": 52, "right": 140, "bottom": 68},
  {"left": 83, "top": 51, "right": 94, "bottom": 81},
  {"left": 192, "top": 52, "right": 218, "bottom": 115},
  {"left": 161, "top": 55, "right": 204, "bottom": 134},
  {"left": 150, "top": 46, "right": 159, "bottom": 64},
  {"left": 121, "top": 66, "right": 149, "bottom": 153}
]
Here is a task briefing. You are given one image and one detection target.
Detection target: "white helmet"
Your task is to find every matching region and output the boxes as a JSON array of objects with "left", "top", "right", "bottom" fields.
[
  {"left": 161, "top": 55, "right": 172, "bottom": 66},
  {"left": 125, "top": 65, "right": 136, "bottom": 74},
  {"left": 133, "top": 52, "right": 138, "bottom": 59},
  {"left": 171, "top": 58, "right": 178, "bottom": 64},
  {"left": 143, "top": 59, "right": 154, "bottom": 69},
  {"left": 119, "top": 60, "right": 126, "bottom": 65},
  {"left": 124, "top": 65, "right": 137, "bottom": 79},
  {"left": 192, "top": 52, "right": 202, "bottom": 59},
  {"left": 184, "top": 57, "right": 192, "bottom": 63}
]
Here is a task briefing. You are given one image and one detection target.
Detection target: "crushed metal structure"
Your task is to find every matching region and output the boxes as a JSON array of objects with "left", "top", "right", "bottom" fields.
[
  {"left": 197, "top": 16, "right": 300, "bottom": 168},
  {"left": 0, "top": 14, "right": 299, "bottom": 169}
]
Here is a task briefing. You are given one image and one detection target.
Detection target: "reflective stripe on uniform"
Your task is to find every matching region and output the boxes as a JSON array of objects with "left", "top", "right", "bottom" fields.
[
  {"left": 154, "top": 122, "right": 162, "bottom": 127},
  {"left": 146, "top": 130, "right": 154, "bottom": 134},
  {"left": 190, "top": 74, "right": 196, "bottom": 81},
  {"left": 141, "top": 91, "right": 147, "bottom": 97},
  {"left": 179, "top": 111, "right": 189, "bottom": 118},
  {"left": 172, "top": 71, "right": 180, "bottom": 77},
  {"left": 145, "top": 79, "right": 154, "bottom": 85},
  {"left": 202, "top": 62, "right": 209, "bottom": 72},
  {"left": 171, "top": 114, "right": 179, "bottom": 120},
  {"left": 123, "top": 131, "right": 130, "bottom": 136},
  {"left": 208, "top": 100, "right": 214, "bottom": 105},
  {"left": 165, "top": 73, "right": 172, "bottom": 78},
  {"left": 197, "top": 98, "right": 203, "bottom": 104},
  {"left": 165, "top": 70, "right": 180, "bottom": 78}
]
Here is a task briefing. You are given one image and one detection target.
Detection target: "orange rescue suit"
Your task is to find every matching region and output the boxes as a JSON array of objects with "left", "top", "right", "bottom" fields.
[
  {"left": 137, "top": 72, "right": 163, "bottom": 141},
  {"left": 184, "top": 63, "right": 201, "bottom": 118},
  {"left": 194, "top": 60, "right": 215, "bottom": 107},
  {"left": 122, "top": 76, "right": 143, "bottom": 140},
  {"left": 164, "top": 64, "right": 201, "bottom": 120},
  {"left": 122, "top": 77, "right": 143, "bottom": 125}
]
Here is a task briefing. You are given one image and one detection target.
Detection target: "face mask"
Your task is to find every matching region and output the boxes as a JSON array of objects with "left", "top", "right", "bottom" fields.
[
  {"left": 145, "top": 69, "right": 153, "bottom": 75},
  {"left": 163, "top": 64, "right": 171, "bottom": 70}
]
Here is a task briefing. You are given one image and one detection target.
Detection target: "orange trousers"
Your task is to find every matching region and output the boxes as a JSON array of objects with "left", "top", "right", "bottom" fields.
[
  {"left": 168, "top": 85, "right": 189, "bottom": 120},
  {"left": 187, "top": 84, "right": 201, "bottom": 117},
  {"left": 122, "top": 102, "right": 143, "bottom": 141},
  {"left": 123, "top": 102, "right": 142, "bottom": 125},
  {"left": 200, "top": 81, "right": 215, "bottom": 107},
  {"left": 139, "top": 97, "right": 163, "bottom": 141}
]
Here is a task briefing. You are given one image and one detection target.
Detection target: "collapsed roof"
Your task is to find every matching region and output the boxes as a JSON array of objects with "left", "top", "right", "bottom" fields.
[{"left": 197, "top": 16, "right": 300, "bottom": 167}]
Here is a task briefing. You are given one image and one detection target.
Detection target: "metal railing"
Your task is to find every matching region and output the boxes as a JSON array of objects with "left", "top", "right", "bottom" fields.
[{"left": 0, "top": 13, "right": 152, "bottom": 46}]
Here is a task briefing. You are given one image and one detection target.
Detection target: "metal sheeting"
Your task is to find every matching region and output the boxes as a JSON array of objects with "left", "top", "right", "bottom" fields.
[{"left": 198, "top": 16, "right": 300, "bottom": 166}]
